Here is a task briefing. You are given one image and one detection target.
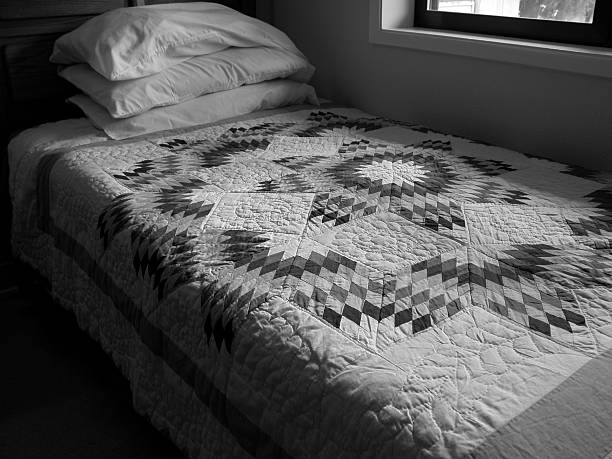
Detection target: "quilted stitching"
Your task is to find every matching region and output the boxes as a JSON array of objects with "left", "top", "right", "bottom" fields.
[{"left": 12, "top": 107, "right": 612, "bottom": 458}]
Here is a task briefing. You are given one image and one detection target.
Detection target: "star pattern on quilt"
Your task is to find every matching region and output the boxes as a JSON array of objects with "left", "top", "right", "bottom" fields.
[
  {"left": 220, "top": 121, "right": 298, "bottom": 141},
  {"left": 213, "top": 242, "right": 474, "bottom": 348},
  {"left": 131, "top": 226, "right": 275, "bottom": 302},
  {"left": 130, "top": 223, "right": 205, "bottom": 300},
  {"left": 468, "top": 244, "right": 612, "bottom": 345},
  {"left": 294, "top": 111, "right": 392, "bottom": 137},
  {"left": 158, "top": 135, "right": 271, "bottom": 165},
  {"left": 97, "top": 109, "right": 612, "bottom": 355},
  {"left": 98, "top": 192, "right": 216, "bottom": 248}
]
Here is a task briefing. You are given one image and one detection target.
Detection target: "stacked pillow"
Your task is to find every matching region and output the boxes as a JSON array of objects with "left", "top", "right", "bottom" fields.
[{"left": 51, "top": 2, "right": 317, "bottom": 139}]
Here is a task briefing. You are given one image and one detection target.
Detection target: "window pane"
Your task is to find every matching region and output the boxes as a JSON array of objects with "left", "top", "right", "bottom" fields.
[{"left": 428, "top": 0, "right": 596, "bottom": 24}]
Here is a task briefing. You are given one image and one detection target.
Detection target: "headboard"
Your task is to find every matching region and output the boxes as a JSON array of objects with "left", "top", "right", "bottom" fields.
[{"left": 0, "top": 0, "right": 258, "bottom": 253}]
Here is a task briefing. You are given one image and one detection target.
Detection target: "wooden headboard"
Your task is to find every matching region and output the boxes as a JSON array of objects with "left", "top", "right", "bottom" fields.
[{"left": 0, "top": 0, "right": 258, "bottom": 254}]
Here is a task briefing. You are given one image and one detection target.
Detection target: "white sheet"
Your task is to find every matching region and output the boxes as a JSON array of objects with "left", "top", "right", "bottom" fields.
[{"left": 69, "top": 80, "right": 319, "bottom": 140}]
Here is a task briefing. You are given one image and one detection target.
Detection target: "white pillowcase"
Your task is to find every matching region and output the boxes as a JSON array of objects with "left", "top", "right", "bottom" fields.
[
  {"left": 59, "top": 46, "right": 315, "bottom": 119},
  {"left": 69, "top": 80, "right": 319, "bottom": 140},
  {"left": 51, "top": 2, "right": 306, "bottom": 81}
]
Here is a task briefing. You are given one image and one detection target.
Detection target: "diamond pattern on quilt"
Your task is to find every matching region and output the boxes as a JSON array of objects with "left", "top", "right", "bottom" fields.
[
  {"left": 158, "top": 137, "right": 251, "bottom": 160},
  {"left": 486, "top": 244, "right": 612, "bottom": 291},
  {"left": 378, "top": 118, "right": 452, "bottom": 137},
  {"left": 294, "top": 111, "right": 392, "bottom": 137},
  {"left": 98, "top": 193, "right": 139, "bottom": 249},
  {"left": 468, "top": 247, "right": 591, "bottom": 345},
  {"left": 338, "top": 137, "right": 439, "bottom": 160},
  {"left": 130, "top": 223, "right": 207, "bottom": 300},
  {"left": 333, "top": 138, "right": 457, "bottom": 191},
  {"left": 149, "top": 193, "right": 217, "bottom": 220},
  {"left": 377, "top": 249, "right": 471, "bottom": 346},
  {"left": 206, "top": 240, "right": 300, "bottom": 324},
  {"left": 218, "top": 230, "right": 273, "bottom": 263},
  {"left": 98, "top": 192, "right": 225, "bottom": 299},
  {"left": 267, "top": 136, "right": 470, "bottom": 239},
  {"left": 95, "top": 109, "right": 612, "bottom": 357},
  {"left": 158, "top": 135, "right": 270, "bottom": 166},
  {"left": 450, "top": 138, "right": 533, "bottom": 171},
  {"left": 221, "top": 242, "right": 473, "bottom": 349},
  {"left": 564, "top": 208, "right": 612, "bottom": 241},
  {"left": 453, "top": 155, "right": 517, "bottom": 176},
  {"left": 201, "top": 282, "right": 235, "bottom": 353},
  {"left": 295, "top": 137, "right": 531, "bottom": 210},
  {"left": 219, "top": 122, "right": 298, "bottom": 142},
  {"left": 567, "top": 215, "right": 612, "bottom": 238},
  {"left": 215, "top": 239, "right": 383, "bottom": 347},
  {"left": 307, "top": 188, "right": 382, "bottom": 233},
  {"left": 112, "top": 156, "right": 216, "bottom": 193},
  {"left": 98, "top": 192, "right": 218, "bottom": 249},
  {"left": 197, "top": 233, "right": 303, "bottom": 354},
  {"left": 287, "top": 245, "right": 383, "bottom": 347},
  {"left": 131, "top": 229, "right": 300, "bottom": 302},
  {"left": 305, "top": 176, "right": 467, "bottom": 241},
  {"left": 389, "top": 181, "right": 467, "bottom": 242},
  {"left": 444, "top": 179, "right": 532, "bottom": 205}
]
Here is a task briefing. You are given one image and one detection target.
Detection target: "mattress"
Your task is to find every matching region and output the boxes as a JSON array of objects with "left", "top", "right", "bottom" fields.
[{"left": 9, "top": 106, "right": 612, "bottom": 458}]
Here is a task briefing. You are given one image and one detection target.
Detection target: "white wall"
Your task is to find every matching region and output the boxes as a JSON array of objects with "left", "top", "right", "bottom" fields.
[{"left": 272, "top": 0, "right": 612, "bottom": 170}]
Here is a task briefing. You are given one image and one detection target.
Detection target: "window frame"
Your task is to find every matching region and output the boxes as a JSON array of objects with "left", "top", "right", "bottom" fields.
[
  {"left": 414, "top": 0, "right": 612, "bottom": 47},
  {"left": 368, "top": 0, "right": 612, "bottom": 78}
]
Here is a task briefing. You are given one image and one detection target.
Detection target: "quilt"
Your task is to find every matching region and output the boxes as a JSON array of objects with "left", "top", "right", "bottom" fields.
[{"left": 11, "top": 106, "right": 612, "bottom": 458}]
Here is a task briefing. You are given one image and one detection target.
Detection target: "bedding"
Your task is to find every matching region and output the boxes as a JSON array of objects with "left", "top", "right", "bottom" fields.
[
  {"left": 69, "top": 80, "right": 319, "bottom": 139},
  {"left": 59, "top": 46, "right": 314, "bottom": 118},
  {"left": 50, "top": 2, "right": 307, "bottom": 81},
  {"left": 10, "top": 105, "right": 612, "bottom": 459},
  {"left": 8, "top": 118, "right": 107, "bottom": 213}
]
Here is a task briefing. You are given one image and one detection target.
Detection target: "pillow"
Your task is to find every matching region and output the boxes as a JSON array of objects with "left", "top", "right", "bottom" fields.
[
  {"left": 69, "top": 80, "right": 319, "bottom": 140},
  {"left": 59, "top": 46, "right": 315, "bottom": 119},
  {"left": 51, "top": 2, "right": 307, "bottom": 81}
]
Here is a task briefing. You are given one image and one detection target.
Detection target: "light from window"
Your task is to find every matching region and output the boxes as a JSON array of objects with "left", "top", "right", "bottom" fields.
[{"left": 428, "top": 0, "right": 596, "bottom": 24}]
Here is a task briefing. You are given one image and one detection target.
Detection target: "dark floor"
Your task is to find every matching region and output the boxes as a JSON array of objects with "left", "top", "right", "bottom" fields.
[{"left": 0, "top": 259, "right": 185, "bottom": 459}]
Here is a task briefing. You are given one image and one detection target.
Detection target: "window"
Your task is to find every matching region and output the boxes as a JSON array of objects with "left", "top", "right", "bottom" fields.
[
  {"left": 369, "top": 0, "right": 612, "bottom": 77},
  {"left": 414, "top": 0, "right": 612, "bottom": 46}
]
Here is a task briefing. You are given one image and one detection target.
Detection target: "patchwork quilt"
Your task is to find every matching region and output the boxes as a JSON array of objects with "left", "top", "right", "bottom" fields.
[{"left": 11, "top": 106, "right": 612, "bottom": 458}]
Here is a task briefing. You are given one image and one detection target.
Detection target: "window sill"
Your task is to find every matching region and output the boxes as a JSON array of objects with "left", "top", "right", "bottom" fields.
[{"left": 369, "top": 0, "right": 612, "bottom": 78}]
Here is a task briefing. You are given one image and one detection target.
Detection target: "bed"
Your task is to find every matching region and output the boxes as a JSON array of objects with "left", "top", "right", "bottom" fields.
[{"left": 6, "top": 2, "right": 612, "bottom": 458}]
